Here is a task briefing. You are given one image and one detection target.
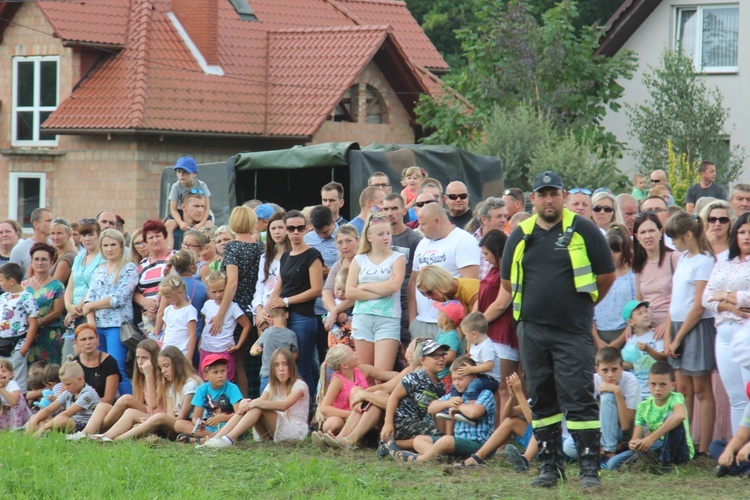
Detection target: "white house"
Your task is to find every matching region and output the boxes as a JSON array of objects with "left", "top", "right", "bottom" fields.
[{"left": 599, "top": 0, "right": 748, "bottom": 183}]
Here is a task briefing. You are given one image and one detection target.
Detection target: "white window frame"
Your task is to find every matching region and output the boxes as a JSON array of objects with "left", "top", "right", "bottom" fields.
[
  {"left": 11, "top": 55, "right": 60, "bottom": 147},
  {"left": 8, "top": 172, "right": 47, "bottom": 233},
  {"left": 675, "top": 4, "right": 739, "bottom": 74}
]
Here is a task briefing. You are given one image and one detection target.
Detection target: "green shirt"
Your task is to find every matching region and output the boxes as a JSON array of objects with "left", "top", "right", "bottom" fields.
[{"left": 635, "top": 391, "right": 694, "bottom": 459}]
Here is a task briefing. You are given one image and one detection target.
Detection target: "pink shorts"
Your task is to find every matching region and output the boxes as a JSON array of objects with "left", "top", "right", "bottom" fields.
[{"left": 199, "top": 349, "right": 236, "bottom": 381}]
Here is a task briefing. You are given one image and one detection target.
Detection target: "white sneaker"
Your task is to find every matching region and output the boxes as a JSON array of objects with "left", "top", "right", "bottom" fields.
[
  {"left": 454, "top": 414, "right": 477, "bottom": 426},
  {"left": 66, "top": 431, "right": 87, "bottom": 441},
  {"left": 196, "top": 437, "right": 217, "bottom": 449},
  {"left": 204, "top": 436, "right": 232, "bottom": 448},
  {"left": 435, "top": 411, "right": 454, "bottom": 422}
]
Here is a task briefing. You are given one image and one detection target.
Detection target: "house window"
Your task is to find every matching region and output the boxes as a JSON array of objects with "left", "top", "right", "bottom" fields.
[
  {"left": 12, "top": 56, "right": 59, "bottom": 146},
  {"left": 676, "top": 5, "right": 739, "bottom": 73},
  {"left": 8, "top": 173, "right": 46, "bottom": 230}
]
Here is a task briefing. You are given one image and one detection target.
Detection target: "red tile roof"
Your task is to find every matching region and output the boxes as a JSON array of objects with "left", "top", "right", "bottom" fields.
[{"left": 34, "top": 0, "right": 448, "bottom": 137}]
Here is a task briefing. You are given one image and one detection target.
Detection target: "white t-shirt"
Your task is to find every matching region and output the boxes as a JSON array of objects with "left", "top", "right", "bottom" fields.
[
  {"left": 0, "top": 380, "right": 20, "bottom": 406},
  {"left": 413, "top": 228, "right": 480, "bottom": 322},
  {"left": 669, "top": 252, "right": 715, "bottom": 321},
  {"left": 594, "top": 370, "right": 642, "bottom": 409},
  {"left": 200, "top": 300, "right": 245, "bottom": 352},
  {"left": 352, "top": 252, "right": 404, "bottom": 318},
  {"left": 168, "top": 377, "right": 200, "bottom": 417},
  {"left": 469, "top": 337, "right": 500, "bottom": 382},
  {"left": 162, "top": 304, "right": 199, "bottom": 356}
]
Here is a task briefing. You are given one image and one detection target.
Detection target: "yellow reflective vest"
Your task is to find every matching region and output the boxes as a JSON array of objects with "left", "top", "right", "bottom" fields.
[{"left": 510, "top": 209, "right": 598, "bottom": 320}]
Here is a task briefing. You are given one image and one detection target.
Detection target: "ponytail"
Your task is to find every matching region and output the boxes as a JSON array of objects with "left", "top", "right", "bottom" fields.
[{"left": 664, "top": 211, "right": 715, "bottom": 260}]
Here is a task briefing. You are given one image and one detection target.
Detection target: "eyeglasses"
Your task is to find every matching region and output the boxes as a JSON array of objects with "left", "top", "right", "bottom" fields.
[
  {"left": 370, "top": 183, "right": 390, "bottom": 188},
  {"left": 414, "top": 199, "right": 437, "bottom": 208},
  {"left": 182, "top": 242, "right": 202, "bottom": 249},
  {"left": 286, "top": 225, "right": 307, "bottom": 233},
  {"left": 568, "top": 188, "right": 592, "bottom": 195},
  {"left": 426, "top": 351, "right": 448, "bottom": 358},
  {"left": 188, "top": 188, "right": 204, "bottom": 195},
  {"left": 593, "top": 205, "right": 614, "bottom": 213},
  {"left": 650, "top": 178, "right": 661, "bottom": 183},
  {"left": 79, "top": 219, "right": 97, "bottom": 225},
  {"left": 446, "top": 193, "right": 469, "bottom": 201},
  {"left": 51, "top": 218, "right": 69, "bottom": 227},
  {"left": 134, "top": 240, "right": 147, "bottom": 246},
  {"left": 707, "top": 216, "right": 730, "bottom": 225}
]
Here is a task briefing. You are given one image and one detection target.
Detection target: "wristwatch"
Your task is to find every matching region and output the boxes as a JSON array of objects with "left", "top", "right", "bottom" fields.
[{"left": 283, "top": 297, "right": 290, "bottom": 307}]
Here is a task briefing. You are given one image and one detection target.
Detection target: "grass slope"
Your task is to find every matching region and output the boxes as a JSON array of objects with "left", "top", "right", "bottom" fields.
[{"left": 0, "top": 432, "right": 746, "bottom": 499}]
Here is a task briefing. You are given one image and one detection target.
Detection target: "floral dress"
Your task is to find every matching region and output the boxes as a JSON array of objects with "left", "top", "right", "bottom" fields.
[{"left": 23, "top": 280, "right": 65, "bottom": 365}]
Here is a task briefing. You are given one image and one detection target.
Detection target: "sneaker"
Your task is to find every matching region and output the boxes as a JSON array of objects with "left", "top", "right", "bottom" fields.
[
  {"left": 195, "top": 437, "right": 217, "bottom": 449},
  {"left": 204, "top": 436, "right": 232, "bottom": 449},
  {"left": 454, "top": 413, "right": 477, "bottom": 426},
  {"left": 504, "top": 444, "right": 529, "bottom": 473},
  {"left": 88, "top": 434, "right": 106, "bottom": 440},
  {"left": 66, "top": 431, "right": 87, "bottom": 441},
  {"left": 716, "top": 465, "right": 731, "bottom": 478},
  {"left": 435, "top": 411, "right": 454, "bottom": 422}
]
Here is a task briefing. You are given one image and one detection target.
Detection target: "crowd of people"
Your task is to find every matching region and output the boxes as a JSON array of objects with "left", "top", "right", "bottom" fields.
[{"left": 1, "top": 156, "right": 750, "bottom": 488}]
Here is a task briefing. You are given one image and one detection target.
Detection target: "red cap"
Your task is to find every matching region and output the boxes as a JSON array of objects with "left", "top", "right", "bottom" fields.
[
  {"left": 432, "top": 300, "right": 466, "bottom": 325},
  {"left": 201, "top": 353, "right": 229, "bottom": 373},
  {"left": 746, "top": 381, "right": 750, "bottom": 401}
]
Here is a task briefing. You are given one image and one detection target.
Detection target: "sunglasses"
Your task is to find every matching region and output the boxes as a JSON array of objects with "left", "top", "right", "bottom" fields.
[
  {"left": 650, "top": 178, "right": 661, "bottom": 183},
  {"left": 707, "top": 216, "right": 730, "bottom": 224},
  {"left": 593, "top": 206, "right": 614, "bottom": 213},
  {"left": 568, "top": 188, "right": 592, "bottom": 195},
  {"left": 52, "top": 218, "right": 70, "bottom": 227},
  {"left": 286, "top": 225, "right": 307, "bottom": 233},
  {"left": 370, "top": 206, "right": 383, "bottom": 213},
  {"left": 188, "top": 188, "right": 205, "bottom": 195},
  {"left": 79, "top": 218, "right": 97, "bottom": 225},
  {"left": 414, "top": 199, "right": 437, "bottom": 208},
  {"left": 446, "top": 193, "right": 468, "bottom": 201},
  {"left": 503, "top": 189, "right": 521, "bottom": 202}
]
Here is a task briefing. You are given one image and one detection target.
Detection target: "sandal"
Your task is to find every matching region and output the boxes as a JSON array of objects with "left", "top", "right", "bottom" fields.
[
  {"left": 455, "top": 454, "right": 485, "bottom": 469},
  {"left": 176, "top": 434, "right": 202, "bottom": 444},
  {"left": 311, "top": 431, "right": 329, "bottom": 451},
  {"left": 385, "top": 439, "right": 402, "bottom": 460},
  {"left": 396, "top": 450, "right": 420, "bottom": 462}
]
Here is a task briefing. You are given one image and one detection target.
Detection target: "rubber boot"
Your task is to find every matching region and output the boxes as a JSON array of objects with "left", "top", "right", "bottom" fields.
[
  {"left": 532, "top": 424, "right": 566, "bottom": 488},
  {"left": 573, "top": 429, "right": 602, "bottom": 488}
]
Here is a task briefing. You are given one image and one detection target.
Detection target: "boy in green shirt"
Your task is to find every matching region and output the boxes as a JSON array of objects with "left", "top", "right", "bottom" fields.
[{"left": 607, "top": 361, "right": 694, "bottom": 472}]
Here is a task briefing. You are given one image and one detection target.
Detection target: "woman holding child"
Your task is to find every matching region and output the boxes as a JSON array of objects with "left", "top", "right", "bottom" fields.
[
  {"left": 345, "top": 211, "right": 405, "bottom": 376},
  {"left": 416, "top": 265, "right": 479, "bottom": 316},
  {"left": 134, "top": 219, "right": 175, "bottom": 337},
  {"left": 322, "top": 224, "right": 360, "bottom": 330},
  {"left": 84, "top": 229, "right": 139, "bottom": 395},
  {"left": 23, "top": 243, "right": 65, "bottom": 366}
]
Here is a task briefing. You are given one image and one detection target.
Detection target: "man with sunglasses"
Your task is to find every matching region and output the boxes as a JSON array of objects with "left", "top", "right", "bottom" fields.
[
  {"left": 444, "top": 181, "right": 473, "bottom": 230},
  {"left": 565, "top": 188, "right": 593, "bottom": 222},
  {"left": 685, "top": 161, "right": 726, "bottom": 214},
  {"left": 502, "top": 188, "right": 526, "bottom": 233},
  {"left": 406, "top": 192, "right": 439, "bottom": 233},
  {"left": 10, "top": 207, "right": 54, "bottom": 279},
  {"left": 649, "top": 170, "right": 675, "bottom": 205},
  {"left": 501, "top": 171, "right": 615, "bottom": 488},
  {"left": 408, "top": 204, "right": 479, "bottom": 340}
]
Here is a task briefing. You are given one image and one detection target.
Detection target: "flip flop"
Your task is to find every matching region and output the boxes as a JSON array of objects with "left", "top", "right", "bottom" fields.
[
  {"left": 323, "top": 433, "right": 343, "bottom": 450},
  {"left": 396, "top": 450, "right": 420, "bottom": 462},
  {"left": 311, "top": 431, "right": 329, "bottom": 451}
]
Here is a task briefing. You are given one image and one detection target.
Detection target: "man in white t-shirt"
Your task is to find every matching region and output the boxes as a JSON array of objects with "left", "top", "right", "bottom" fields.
[{"left": 407, "top": 204, "right": 480, "bottom": 340}]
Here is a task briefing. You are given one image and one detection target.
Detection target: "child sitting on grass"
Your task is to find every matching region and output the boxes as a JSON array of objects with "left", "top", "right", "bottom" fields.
[
  {"left": 620, "top": 300, "right": 666, "bottom": 400},
  {"left": 201, "top": 348, "right": 309, "bottom": 448},
  {"left": 393, "top": 355, "right": 495, "bottom": 463},
  {"left": 607, "top": 362, "right": 694, "bottom": 472},
  {"left": 563, "top": 347, "right": 641, "bottom": 468},
  {"left": 433, "top": 300, "right": 464, "bottom": 392},
  {"left": 26, "top": 361, "right": 100, "bottom": 436},
  {"left": 0, "top": 358, "right": 32, "bottom": 429},
  {"left": 175, "top": 353, "right": 242, "bottom": 444},
  {"left": 25, "top": 360, "right": 61, "bottom": 409},
  {"left": 380, "top": 340, "right": 448, "bottom": 457},
  {"left": 456, "top": 372, "right": 536, "bottom": 470},
  {"left": 712, "top": 382, "right": 750, "bottom": 478},
  {"left": 251, "top": 307, "right": 298, "bottom": 393}
]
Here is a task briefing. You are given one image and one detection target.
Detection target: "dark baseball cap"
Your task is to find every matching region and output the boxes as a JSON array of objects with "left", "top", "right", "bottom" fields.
[{"left": 532, "top": 171, "right": 563, "bottom": 192}]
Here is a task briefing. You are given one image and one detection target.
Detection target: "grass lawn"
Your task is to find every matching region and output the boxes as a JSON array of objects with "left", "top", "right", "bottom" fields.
[{"left": 0, "top": 432, "right": 746, "bottom": 499}]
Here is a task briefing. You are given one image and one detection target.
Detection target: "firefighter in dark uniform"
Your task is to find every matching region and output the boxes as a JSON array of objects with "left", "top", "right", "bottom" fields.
[{"left": 501, "top": 171, "right": 615, "bottom": 488}]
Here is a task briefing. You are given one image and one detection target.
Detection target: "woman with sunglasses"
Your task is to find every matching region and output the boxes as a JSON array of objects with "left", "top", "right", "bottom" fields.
[
  {"left": 703, "top": 213, "right": 750, "bottom": 436},
  {"left": 344, "top": 211, "right": 405, "bottom": 376},
  {"left": 210, "top": 206, "right": 263, "bottom": 397},
  {"left": 253, "top": 212, "right": 290, "bottom": 332},
  {"left": 267, "top": 210, "right": 324, "bottom": 398},
  {"left": 50, "top": 219, "right": 77, "bottom": 286},
  {"left": 700, "top": 200, "right": 734, "bottom": 259},
  {"left": 591, "top": 192, "right": 621, "bottom": 231},
  {"left": 64, "top": 219, "right": 105, "bottom": 358},
  {"left": 633, "top": 212, "right": 680, "bottom": 340},
  {"left": 322, "top": 225, "right": 361, "bottom": 331},
  {"left": 23, "top": 243, "right": 65, "bottom": 366}
]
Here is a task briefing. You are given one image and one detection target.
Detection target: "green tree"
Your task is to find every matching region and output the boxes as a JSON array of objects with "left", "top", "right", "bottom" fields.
[
  {"left": 415, "top": 0, "right": 636, "bottom": 151},
  {"left": 627, "top": 49, "right": 745, "bottom": 189}
]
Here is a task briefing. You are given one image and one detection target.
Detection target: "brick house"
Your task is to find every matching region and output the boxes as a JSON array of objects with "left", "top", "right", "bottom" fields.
[{"left": 0, "top": 0, "right": 448, "bottom": 231}]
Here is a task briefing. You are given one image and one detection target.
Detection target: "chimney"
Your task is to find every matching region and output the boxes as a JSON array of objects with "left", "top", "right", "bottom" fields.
[{"left": 172, "top": 0, "right": 219, "bottom": 66}]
